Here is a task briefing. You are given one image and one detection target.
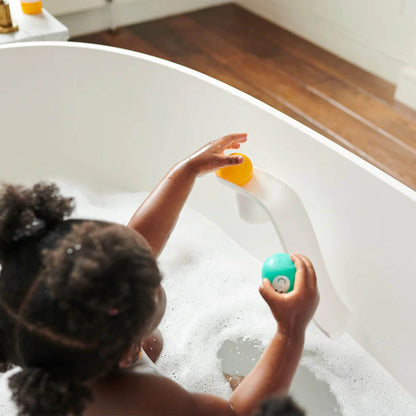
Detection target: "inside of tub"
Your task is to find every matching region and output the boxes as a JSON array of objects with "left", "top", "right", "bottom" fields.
[{"left": 0, "top": 179, "right": 415, "bottom": 416}]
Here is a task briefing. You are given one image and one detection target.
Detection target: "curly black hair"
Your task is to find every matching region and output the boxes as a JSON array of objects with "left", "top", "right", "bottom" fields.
[{"left": 0, "top": 182, "right": 162, "bottom": 416}]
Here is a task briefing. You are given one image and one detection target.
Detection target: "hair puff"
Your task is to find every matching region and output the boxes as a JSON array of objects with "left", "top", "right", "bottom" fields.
[
  {"left": 41, "top": 221, "right": 161, "bottom": 354},
  {"left": 9, "top": 367, "right": 92, "bottom": 416},
  {"left": 0, "top": 182, "right": 74, "bottom": 261}
]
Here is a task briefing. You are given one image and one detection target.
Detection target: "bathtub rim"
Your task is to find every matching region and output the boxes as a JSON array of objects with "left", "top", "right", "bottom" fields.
[{"left": 0, "top": 40, "right": 415, "bottom": 202}]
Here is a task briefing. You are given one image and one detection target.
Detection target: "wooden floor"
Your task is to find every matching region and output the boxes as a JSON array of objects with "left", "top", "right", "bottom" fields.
[{"left": 74, "top": 3, "right": 416, "bottom": 191}]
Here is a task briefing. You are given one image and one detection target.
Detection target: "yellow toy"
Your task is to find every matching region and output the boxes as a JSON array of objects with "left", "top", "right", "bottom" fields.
[
  {"left": 20, "top": 0, "right": 42, "bottom": 14},
  {"left": 215, "top": 153, "right": 253, "bottom": 186}
]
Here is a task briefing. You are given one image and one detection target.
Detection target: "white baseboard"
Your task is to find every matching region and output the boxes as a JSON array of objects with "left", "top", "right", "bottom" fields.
[
  {"left": 236, "top": 0, "right": 409, "bottom": 85},
  {"left": 57, "top": 7, "right": 108, "bottom": 37},
  {"left": 395, "top": 66, "right": 416, "bottom": 111},
  {"left": 57, "top": 0, "right": 229, "bottom": 38}
]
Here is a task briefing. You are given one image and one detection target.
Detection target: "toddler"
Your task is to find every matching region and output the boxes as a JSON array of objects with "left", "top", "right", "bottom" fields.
[{"left": 0, "top": 134, "right": 318, "bottom": 416}]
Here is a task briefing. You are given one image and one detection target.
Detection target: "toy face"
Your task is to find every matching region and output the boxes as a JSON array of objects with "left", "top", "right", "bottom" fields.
[{"left": 272, "top": 275, "right": 290, "bottom": 293}]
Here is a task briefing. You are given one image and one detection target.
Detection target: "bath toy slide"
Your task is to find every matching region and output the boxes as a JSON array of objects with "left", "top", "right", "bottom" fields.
[{"left": 216, "top": 161, "right": 352, "bottom": 339}]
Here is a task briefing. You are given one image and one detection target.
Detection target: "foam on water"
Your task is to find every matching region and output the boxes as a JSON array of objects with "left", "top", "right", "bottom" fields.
[{"left": 0, "top": 179, "right": 415, "bottom": 416}]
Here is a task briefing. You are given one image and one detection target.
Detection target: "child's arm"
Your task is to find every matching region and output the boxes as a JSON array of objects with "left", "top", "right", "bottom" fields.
[
  {"left": 120, "top": 254, "right": 318, "bottom": 416},
  {"left": 190, "top": 254, "right": 318, "bottom": 415},
  {"left": 228, "top": 253, "right": 319, "bottom": 415},
  {"left": 127, "top": 134, "right": 247, "bottom": 257},
  {"left": 193, "top": 253, "right": 319, "bottom": 415}
]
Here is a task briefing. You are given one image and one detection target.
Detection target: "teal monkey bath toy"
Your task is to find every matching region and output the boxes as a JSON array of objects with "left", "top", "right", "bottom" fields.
[{"left": 262, "top": 253, "right": 296, "bottom": 293}]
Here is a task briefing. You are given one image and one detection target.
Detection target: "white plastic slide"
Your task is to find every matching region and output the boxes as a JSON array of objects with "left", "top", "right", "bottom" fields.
[{"left": 218, "top": 167, "right": 352, "bottom": 338}]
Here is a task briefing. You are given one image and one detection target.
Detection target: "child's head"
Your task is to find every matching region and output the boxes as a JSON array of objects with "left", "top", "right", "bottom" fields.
[{"left": 0, "top": 182, "right": 164, "bottom": 416}]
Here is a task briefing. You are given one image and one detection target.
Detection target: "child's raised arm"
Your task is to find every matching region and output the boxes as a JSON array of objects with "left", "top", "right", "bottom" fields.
[{"left": 127, "top": 133, "right": 247, "bottom": 257}]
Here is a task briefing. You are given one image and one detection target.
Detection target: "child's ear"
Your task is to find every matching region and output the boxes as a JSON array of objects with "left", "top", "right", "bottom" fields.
[
  {"left": 118, "top": 344, "right": 136, "bottom": 369},
  {"left": 118, "top": 355, "right": 131, "bottom": 369}
]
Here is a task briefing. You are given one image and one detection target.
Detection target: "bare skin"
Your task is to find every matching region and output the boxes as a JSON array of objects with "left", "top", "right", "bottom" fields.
[
  {"left": 127, "top": 134, "right": 248, "bottom": 259},
  {"left": 130, "top": 134, "right": 247, "bottom": 363},
  {"left": 85, "top": 135, "right": 319, "bottom": 416}
]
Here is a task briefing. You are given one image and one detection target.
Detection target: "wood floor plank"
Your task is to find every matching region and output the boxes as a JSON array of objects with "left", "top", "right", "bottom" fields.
[
  {"left": 129, "top": 22, "right": 200, "bottom": 58},
  {"left": 125, "top": 19, "right": 332, "bottom": 136},
  {"left": 217, "top": 4, "right": 415, "bottom": 123},
  {"left": 73, "top": 29, "right": 167, "bottom": 59},
  {"left": 191, "top": 4, "right": 397, "bottom": 103},
  {"left": 100, "top": 28, "right": 171, "bottom": 59},
  {"left": 393, "top": 101, "right": 416, "bottom": 121},
  {"left": 188, "top": 5, "right": 416, "bottom": 152},
  {"left": 309, "top": 78, "right": 416, "bottom": 152},
  {"left": 73, "top": 32, "right": 107, "bottom": 46}
]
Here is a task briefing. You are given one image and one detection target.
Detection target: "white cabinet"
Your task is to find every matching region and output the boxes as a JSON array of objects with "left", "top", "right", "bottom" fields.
[
  {"left": 45, "top": 0, "right": 228, "bottom": 37},
  {"left": 0, "top": 0, "right": 68, "bottom": 43},
  {"left": 42, "top": 0, "right": 106, "bottom": 16}
]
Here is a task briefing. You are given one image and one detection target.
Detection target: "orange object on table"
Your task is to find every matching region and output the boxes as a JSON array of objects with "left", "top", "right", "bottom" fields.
[{"left": 21, "top": 1, "right": 42, "bottom": 14}]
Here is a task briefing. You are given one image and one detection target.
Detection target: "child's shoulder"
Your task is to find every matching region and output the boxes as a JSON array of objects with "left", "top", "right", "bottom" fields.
[{"left": 86, "top": 372, "right": 195, "bottom": 416}]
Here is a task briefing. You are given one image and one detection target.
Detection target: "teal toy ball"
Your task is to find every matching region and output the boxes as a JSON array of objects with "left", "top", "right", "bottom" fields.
[{"left": 262, "top": 253, "right": 296, "bottom": 293}]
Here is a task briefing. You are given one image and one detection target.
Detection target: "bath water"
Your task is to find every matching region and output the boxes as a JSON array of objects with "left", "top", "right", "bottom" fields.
[{"left": 0, "top": 180, "right": 415, "bottom": 416}]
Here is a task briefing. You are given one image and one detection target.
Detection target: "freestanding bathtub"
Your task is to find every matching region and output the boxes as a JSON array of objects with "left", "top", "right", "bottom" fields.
[{"left": 1, "top": 42, "right": 416, "bottom": 414}]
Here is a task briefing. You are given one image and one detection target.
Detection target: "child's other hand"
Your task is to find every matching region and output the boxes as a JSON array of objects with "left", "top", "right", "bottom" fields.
[
  {"left": 186, "top": 134, "right": 248, "bottom": 176},
  {"left": 259, "top": 253, "right": 319, "bottom": 335}
]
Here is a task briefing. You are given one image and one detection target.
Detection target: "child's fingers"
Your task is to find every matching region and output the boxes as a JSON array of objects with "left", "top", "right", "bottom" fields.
[
  {"left": 297, "top": 254, "right": 317, "bottom": 289},
  {"left": 218, "top": 154, "right": 244, "bottom": 166},
  {"left": 217, "top": 134, "right": 247, "bottom": 150},
  {"left": 259, "top": 279, "right": 285, "bottom": 306},
  {"left": 259, "top": 279, "right": 276, "bottom": 303},
  {"left": 290, "top": 253, "right": 308, "bottom": 293},
  {"left": 228, "top": 143, "right": 241, "bottom": 150}
]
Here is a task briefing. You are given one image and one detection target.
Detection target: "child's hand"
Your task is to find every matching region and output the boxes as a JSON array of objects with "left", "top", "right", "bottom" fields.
[
  {"left": 259, "top": 253, "right": 319, "bottom": 335},
  {"left": 186, "top": 133, "right": 248, "bottom": 176}
]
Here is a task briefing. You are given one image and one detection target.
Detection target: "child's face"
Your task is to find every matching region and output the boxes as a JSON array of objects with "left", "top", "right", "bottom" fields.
[
  {"left": 144, "top": 284, "right": 166, "bottom": 338},
  {"left": 119, "top": 285, "right": 166, "bottom": 369},
  {"left": 118, "top": 225, "right": 167, "bottom": 369},
  {"left": 123, "top": 225, "right": 167, "bottom": 337}
]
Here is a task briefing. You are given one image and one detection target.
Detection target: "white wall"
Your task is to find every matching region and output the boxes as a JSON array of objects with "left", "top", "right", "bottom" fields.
[
  {"left": 237, "top": 0, "right": 416, "bottom": 108},
  {"left": 237, "top": 0, "right": 416, "bottom": 85},
  {"left": 395, "top": 8, "right": 416, "bottom": 110}
]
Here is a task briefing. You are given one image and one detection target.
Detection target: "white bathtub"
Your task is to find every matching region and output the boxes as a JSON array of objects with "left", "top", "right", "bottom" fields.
[{"left": 1, "top": 42, "right": 416, "bottom": 414}]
